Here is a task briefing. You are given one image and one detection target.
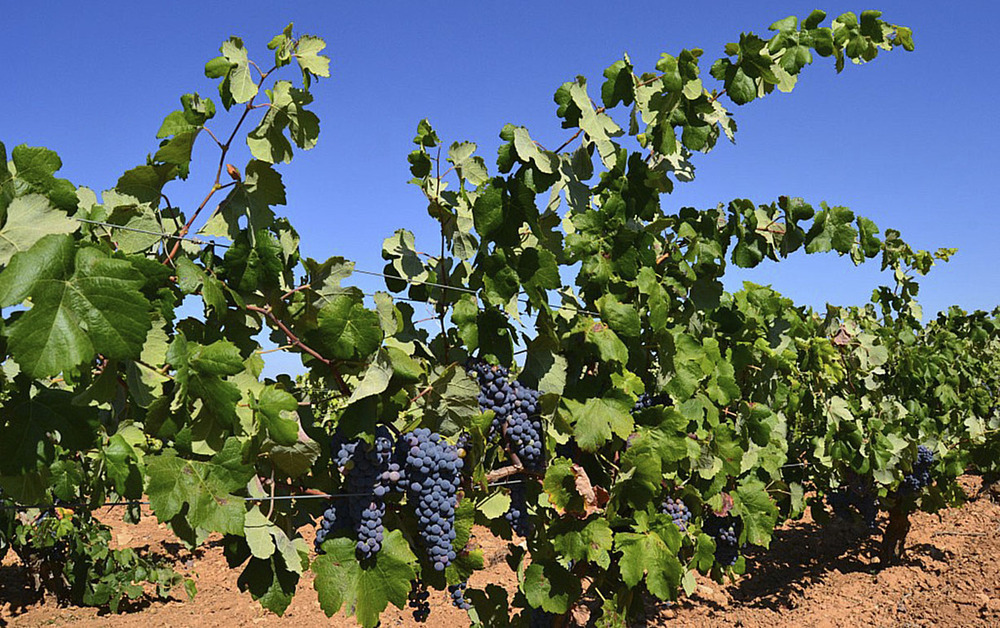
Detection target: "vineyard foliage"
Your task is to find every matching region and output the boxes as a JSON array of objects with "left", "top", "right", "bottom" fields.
[{"left": 0, "top": 10, "right": 998, "bottom": 627}]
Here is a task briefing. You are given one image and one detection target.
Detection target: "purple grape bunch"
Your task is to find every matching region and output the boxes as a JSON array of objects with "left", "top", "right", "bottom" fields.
[
  {"left": 403, "top": 428, "right": 463, "bottom": 571},
  {"left": 660, "top": 496, "right": 691, "bottom": 532},
  {"left": 504, "top": 482, "right": 531, "bottom": 537},
  {"left": 448, "top": 581, "right": 471, "bottom": 610},
  {"left": 902, "top": 445, "right": 935, "bottom": 493},
  {"left": 703, "top": 515, "right": 740, "bottom": 567},
  {"left": 466, "top": 358, "right": 545, "bottom": 471},
  {"left": 631, "top": 391, "right": 670, "bottom": 414}
]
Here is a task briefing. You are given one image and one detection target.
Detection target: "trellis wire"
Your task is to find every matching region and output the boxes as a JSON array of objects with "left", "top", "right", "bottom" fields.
[
  {"left": 78, "top": 218, "right": 601, "bottom": 317},
  {"left": 0, "top": 478, "right": 526, "bottom": 513}
]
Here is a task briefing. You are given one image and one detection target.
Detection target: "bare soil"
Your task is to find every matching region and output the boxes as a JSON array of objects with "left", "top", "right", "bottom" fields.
[{"left": 2, "top": 476, "right": 998, "bottom": 628}]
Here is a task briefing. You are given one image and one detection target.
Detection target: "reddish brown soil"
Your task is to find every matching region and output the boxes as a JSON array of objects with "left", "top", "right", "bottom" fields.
[{"left": 2, "top": 477, "right": 998, "bottom": 627}]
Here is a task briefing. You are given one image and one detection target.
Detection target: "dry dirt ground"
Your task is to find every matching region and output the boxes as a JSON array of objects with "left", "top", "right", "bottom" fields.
[{"left": 1, "top": 477, "right": 998, "bottom": 628}]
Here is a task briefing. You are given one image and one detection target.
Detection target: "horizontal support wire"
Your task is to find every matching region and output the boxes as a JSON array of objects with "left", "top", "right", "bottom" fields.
[
  {"left": 0, "top": 478, "right": 525, "bottom": 513},
  {"left": 76, "top": 218, "right": 601, "bottom": 317},
  {"left": 77, "top": 218, "right": 231, "bottom": 248}
]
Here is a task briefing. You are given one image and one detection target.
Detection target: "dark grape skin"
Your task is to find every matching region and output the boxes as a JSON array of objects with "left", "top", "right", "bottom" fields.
[
  {"left": 660, "top": 496, "right": 691, "bottom": 532},
  {"left": 466, "top": 358, "right": 545, "bottom": 471},
  {"left": 505, "top": 482, "right": 531, "bottom": 537},
  {"left": 448, "top": 581, "right": 471, "bottom": 610},
  {"left": 902, "top": 445, "right": 935, "bottom": 493},
  {"left": 408, "top": 580, "right": 431, "bottom": 622},
  {"left": 827, "top": 473, "right": 879, "bottom": 531},
  {"left": 316, "top": 426, "right": 396, "bottom": 559},
  {"left": 703, "top": 515, "right": 740, "bottom": 567},
  {"left": 528, "top": 608, "right": 557, "bottom": 627},
  {"left": 403, "top": 428, "right": 463, "bottom": 572},
  {"left": 631, "top": 391, "right": 670, "bottom": 414}
]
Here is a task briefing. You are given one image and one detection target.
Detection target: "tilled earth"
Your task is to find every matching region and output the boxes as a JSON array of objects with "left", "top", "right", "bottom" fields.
[{"left": 2, "top": 476, "right": 998, "bottom": 627}]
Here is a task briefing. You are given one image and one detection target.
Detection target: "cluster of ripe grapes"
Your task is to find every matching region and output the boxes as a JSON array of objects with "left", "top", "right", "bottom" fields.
[
  {"left": 902, "top": 445, "right": 935, "bottom": 492},
  {"left": 466, "top": 359, "right": 544, "bottom": 471},
  {"left": 660, "top": 496, "right": 691, "bottom": 532},
  {"left": 467, "top": 358, "right": 545, "bottom": 537},
  {"left": 703, "top": 515, "right": 741, "bottom": 567},
  {"left": 402, "top": 428, "right": 463, "bottom": 571},
  {"left": 448, "top": 581, "right": 471, "bottom": 610},
  {"left": 317, "top": 429, "right": 393, "bottom": 559},
  {"left": 504, "top": 482, "right": 530, "bottom": 537},
  {"left": 827, "top": 472, "right": 879, "bottom": 531},
  {"left": 631, "top": 391, "right": 670, "bottom": 413},
  {"left": 315, "top": 426, "right": 461, "bottom": 571},
  {"left": 408, "top": 581, "right": 430, "bottom": 621}
]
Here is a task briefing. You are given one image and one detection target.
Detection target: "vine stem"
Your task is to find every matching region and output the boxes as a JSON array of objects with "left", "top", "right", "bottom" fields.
[
  {"left": 409, "top": 384, "right": 435, "bottom": 404},
  {"left": 163, "top": 63, "right": 276, "bottom": 265},
  {"left": 246, "top": 304, "right": 350, "bottom": 396},
  {"left": 484, "top": 465, "right": 543, "bottom": 483}
]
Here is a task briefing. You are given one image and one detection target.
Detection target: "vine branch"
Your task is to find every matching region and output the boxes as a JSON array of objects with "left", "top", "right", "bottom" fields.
[{"left": 246, "top": 304, "right": 350, "bottom": 396}]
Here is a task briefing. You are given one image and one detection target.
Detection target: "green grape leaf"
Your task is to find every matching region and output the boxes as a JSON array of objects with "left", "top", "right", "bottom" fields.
[
  {"left": 734, "top": 478, "right": 779, "bottom": 548},
  {"left": 146, "top": 438, "right": 254, "bottom": 538},
  {"left": 262, "top": 436, "right": 321, "bottom": 479},
  {"left": 3, "top": 240, "right": 152, "bottom": 378},
  {"left": 0, "top": 194, "right": 78, "bottom": 266},
  {"left": 615, "top": 531, "right": 682, "bottom": 600},
  {"left": 805, "top": 205, "right": 856, "bottom": 254},
  {"left": 349, "top": 348, "right": 393, "bottom": 403},
  {"left": 522, "top": 560, "right": 580, "bottom": 614},
  {"left": 223, "top": 229, "right": 283, "bottom": 293},
  {"left": 476, "top": 490, "right": 512, "bottom": 520},
  {"left": 10, "top": 145, "right": 78, "bottom": 211},
  {"left": 254, "top": 385, "right": 300, "bottom": 445},
  {"left": 597, "top": 294, "right": 641, "bottom": 338},
  {"left": 309, "top": 294, "right": 383, "bottom": 361},
  {"left": 420, "top": 364, "right": 481, "bottom": 436},
  {"left": 0, "top": 388, "right": 100, "bottom": 478},
  {"left": 219, "top": 37, "right": 258, "bottom": 107},
  {"left": 313, "top": 530, "right": 417, "bottom": 628},
  {"left": 295, "top": 35, "right": 331, "bottom": 84},
  {"left": 569, "top": 396, "right": 634, "bottom": 452},
  {"left": 246, "top": 81, "right": 319, "bottom": 163},
  {"left": 237, "top": 553, "right": 301, "bottom": 616},
  {"left": 550, "top": 518, "right": 613, "bottom": 570}
]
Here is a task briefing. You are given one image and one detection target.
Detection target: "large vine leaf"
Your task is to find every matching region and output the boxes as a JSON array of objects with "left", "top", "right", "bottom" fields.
[
  {"left": 145, "top": 438, "right": 254, "bottom": 540},
  {"left": 313, "top": 530, "right": 418, "bottom": 628},
  {"left": 0, "top": 194, "right": 78, "bottom": 266},
  {"left": 307, "top": 293, "right": 382, "bottom": 361},
  {"left": 1, "top": 236, "right": 152, "bottom": 378}
]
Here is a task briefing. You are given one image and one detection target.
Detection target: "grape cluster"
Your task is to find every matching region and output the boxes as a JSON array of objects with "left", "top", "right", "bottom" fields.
[
  {"left": 703, "top": 515, "right": 740, "bottom": 567},
  {"left": 408, "top": 580, "right": 430, "bottom": 622},
  {"left": 314, "top": 501, "right": 347, "bottom": 552},
  {"left": 317, "top": 428, "right": 399, "bottom": 559},
  {"left": 660, "top": 496, "right": 691, "bottom": 532},
  {"left": 827, "top": 475, "right": 878, "bottom": 531},
  {"left": 403, "top": 428, "right": 462, "bottom": 571},
  {"left": 448, "top": 581, "right": 471, "bottom": 610},
  {"left": 376, "top": 427, "right": 406, "bottom": 495},
  {"left": 902, "top": 445, "right": 935, "bottom": 492},
  {"left": 631, "top": 392, "right": 669, "bottom": 413},
  {"left": 506, "top": 381, "right": 544, "bottom": 470},
  {"left": 467, "top": 359, "right": 514, "bottom": 438},
  {"left": 528, "top": 608, "right": 557, "bottom": 627},
  {"left": 467, "top": 358, "right": 544, "bottom": 470},
  {"left": 504, "top": 482, "right": 531, "bottom": 537}
]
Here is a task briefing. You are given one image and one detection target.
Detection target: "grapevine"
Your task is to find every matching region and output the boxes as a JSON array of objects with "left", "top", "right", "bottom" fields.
[{"left": 0, "top": 9, "right": 997, "bottom": 628}]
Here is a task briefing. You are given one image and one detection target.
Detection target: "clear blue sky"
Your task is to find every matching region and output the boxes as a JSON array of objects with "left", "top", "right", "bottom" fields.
[{"left": 3, "top": 1, "right": 997, "bottom": 377}]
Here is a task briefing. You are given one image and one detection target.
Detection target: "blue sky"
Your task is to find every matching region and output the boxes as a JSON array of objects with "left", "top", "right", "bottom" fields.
[{"left": 3, "top": 1, "right": 997, "bottom": 377}]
